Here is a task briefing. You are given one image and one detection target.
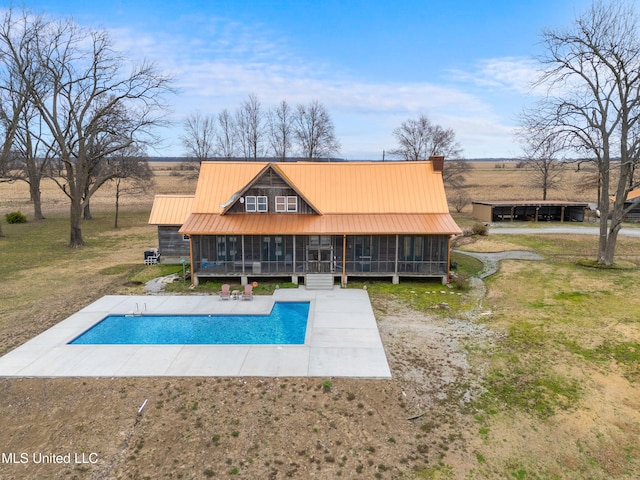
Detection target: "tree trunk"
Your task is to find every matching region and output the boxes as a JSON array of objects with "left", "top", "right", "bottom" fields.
[
  {"left": 0, "top": 222, "right": 4, "bottom": 238},
  {"left": 30, "top": 184, "right": 45, "bottom": 220},
  {"left": 597, "top": 157, "right": 611, "bottom": 264},
  {"left": 602, "top": 225, "right": 621, "bottom": 265},
  {"left": 69, "top": 199, "right": 85, "bottom": 248},
  {"left": 83, "top": 201, "right": 92, "bottom": 220},
  {"left": 114, "top": 183, "right": 120, "bottom": 229},
  {"left": 597, "top": 217, "right": 609, "bottom": 264}
]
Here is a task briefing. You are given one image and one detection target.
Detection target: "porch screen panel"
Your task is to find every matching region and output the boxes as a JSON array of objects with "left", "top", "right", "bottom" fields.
[
  {"left": 398, "top": 235, "right": 447, "bottom": 274},
  {"left": 374, "top": 236, "right": 395, "bottom": 273}
]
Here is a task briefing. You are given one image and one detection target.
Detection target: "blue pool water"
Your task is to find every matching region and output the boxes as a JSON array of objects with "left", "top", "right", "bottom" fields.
[{"left": 69, "top": 302, "right": 310, "bottom": 345}]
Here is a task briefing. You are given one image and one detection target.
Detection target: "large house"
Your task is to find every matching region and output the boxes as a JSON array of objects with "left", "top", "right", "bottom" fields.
[{"left": 151, "top": 157, "right": 461, "bottom": 287}]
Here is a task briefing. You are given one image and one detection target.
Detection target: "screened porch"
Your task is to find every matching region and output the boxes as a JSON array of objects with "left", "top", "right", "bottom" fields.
[{"left": 190, "top": 234, "right": 450, "bottom": 282}]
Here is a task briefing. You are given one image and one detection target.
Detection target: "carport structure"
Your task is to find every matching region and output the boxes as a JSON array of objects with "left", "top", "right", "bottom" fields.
[{"left": 472, "top": 200, "right": 589, "bottom": 223}]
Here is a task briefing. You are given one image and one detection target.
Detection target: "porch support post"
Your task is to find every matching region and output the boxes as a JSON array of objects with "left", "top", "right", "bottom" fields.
[
  {"left": 291, "top": 235, "right": 298, "bottom": 285},
  {"left": 341, "top": 234, "right": 347, "bottom": 287},
  {"left": 393, "top": 234, "right": 399, "bottom": 284},
  {"left": 241, "top": 235, "right": 245, "bottom": 274},
  {"left": 446, "top": 235, "right": 452, "bottom": 284},
  {"left": 189, "top": 235, "right": 197, "bottom": 287}
]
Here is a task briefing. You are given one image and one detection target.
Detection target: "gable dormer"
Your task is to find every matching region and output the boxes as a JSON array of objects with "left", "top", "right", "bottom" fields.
[{"left": 220, "top": 163, "right": 320, "bottom": 215}]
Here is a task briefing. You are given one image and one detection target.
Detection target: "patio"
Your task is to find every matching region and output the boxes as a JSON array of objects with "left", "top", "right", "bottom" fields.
[{"left": 0, "top": 288, "right": 391, "bottom": 378}]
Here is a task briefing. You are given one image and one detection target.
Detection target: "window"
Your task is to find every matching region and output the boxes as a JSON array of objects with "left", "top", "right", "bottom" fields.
[
  {"left": 257, "top": 196, "right": 268, "bottom": 212},
  {"left": 275, "top": 195, "right": 298, "bottom": 212},
  {"left": 245, "top": 196, "right": 267, "bottom": 212},
  {"left": 182, "top": 234, "right": 190, "bottom": 241}
]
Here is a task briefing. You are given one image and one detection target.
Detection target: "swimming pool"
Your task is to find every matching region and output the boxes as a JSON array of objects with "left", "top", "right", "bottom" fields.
[{"left": 69, "top": 301, "right": 310, "bottom": 345}]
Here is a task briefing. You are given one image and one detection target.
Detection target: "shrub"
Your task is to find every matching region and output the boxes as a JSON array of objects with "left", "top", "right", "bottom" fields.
[
  {"left": 450, "top": 272, "right": 471, "bottom": 291},
  {"left": 5, "top": 211, "right": 27, "bottom": 224},
  {"left": 471, "top": 222, "right": 489, "bottom": 236}
]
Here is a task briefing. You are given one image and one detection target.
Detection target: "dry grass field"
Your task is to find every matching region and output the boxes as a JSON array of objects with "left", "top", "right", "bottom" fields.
[
  {"left": 462, "top": 160, "right": 599, "bottom": 205},
  {"left": 0, "top": 160, "right": 639, "bottom": 479}
]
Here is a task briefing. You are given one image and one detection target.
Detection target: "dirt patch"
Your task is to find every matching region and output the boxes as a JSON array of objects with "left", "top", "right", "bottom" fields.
[{"left": 0, "top": 286, "right": 495, "bottom": 479}]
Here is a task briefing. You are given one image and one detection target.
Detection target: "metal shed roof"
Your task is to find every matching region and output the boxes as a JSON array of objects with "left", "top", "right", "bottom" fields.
[{"left": 148, "top": 195, "right": 195, "bottom": 225}]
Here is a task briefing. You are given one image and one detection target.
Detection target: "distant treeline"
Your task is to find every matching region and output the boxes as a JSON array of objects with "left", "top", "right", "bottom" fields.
[{"left": 147, "top": 157, "right": 523, "bottom": 163}]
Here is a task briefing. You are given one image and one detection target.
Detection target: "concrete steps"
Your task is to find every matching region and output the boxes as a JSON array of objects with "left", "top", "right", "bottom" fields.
[{"left": 305, "top": 274, "right": 335, "bottom": 290}]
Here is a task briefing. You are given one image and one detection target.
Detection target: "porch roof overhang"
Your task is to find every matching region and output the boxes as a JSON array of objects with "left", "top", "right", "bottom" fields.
[{"left": 179, "top": 213, "right": 462, "bottom": 236}]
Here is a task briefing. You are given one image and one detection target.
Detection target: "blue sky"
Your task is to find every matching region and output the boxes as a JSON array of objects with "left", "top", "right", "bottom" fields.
[{"left": 11, "top": 0, "right": 594, "bottom": 159}]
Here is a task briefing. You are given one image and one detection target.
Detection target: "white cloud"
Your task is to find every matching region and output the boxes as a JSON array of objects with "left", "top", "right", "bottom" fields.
[
  {"left": 104, "top": 16, "right": 521, "bottom": 158},
  {"left": 448, "top": 57, "right": 543, "bottom": 95}
]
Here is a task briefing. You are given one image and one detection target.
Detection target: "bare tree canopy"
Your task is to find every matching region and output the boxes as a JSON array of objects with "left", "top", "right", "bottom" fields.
[
  {"left": 0, "top": 9, "right": 174, "bottom": 247},
  {"left": 522, "top": 0, "right": 640, "bottom": 264},
  {"left": 181, "top": 111, "right": 216, "bottom": 166},
  {"left": 216, "top": 108, "right": 236, "bottom": 160},
  {"left": 106, "top": 144, "right": 153, "bottom": 228},
  {"left": 390, "top": 114, "right": 469, "bottom": 188},
  {"left": 235, "top": 93, "right": 265, "bottom": 160},
  {"left": 518, "top": 132, "right": 565, "bottom": 200},
  {"left": 390, "top": 115, "right": 462, "bottom": 161},
  {"left": 267, "top": 100, "right": 294, "bottom": 161},
  {"left": 184, "top": 98, "right": 340, "bottom": 162},
  {"left": 293, "top": 100, "right": 340, "bottom": 160}
]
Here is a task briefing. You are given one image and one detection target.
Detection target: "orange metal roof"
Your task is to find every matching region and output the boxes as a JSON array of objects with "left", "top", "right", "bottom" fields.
[
  {"left": 180, "top": 213, "right": 462, "bottom": 235},
  {"left": 180, "top": 160, "right": 462, "bottom": 236},
  {"left": 191, "top": 163, "right": 267, "bottom": 214},
  {"left": 148, "top": 195, "right": 195, "bottom": 225},
  {"left": 192, "top": 161, "right": 450, "bottom": 214},
  {"left": 626, "top": 189, "right": 640, "bottom": 201}
]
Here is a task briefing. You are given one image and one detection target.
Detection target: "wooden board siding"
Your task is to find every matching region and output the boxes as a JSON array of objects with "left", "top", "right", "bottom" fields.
[
  {"left": 226, "top": 187, "right": 315, "bottom": 214},
  {"left": 158, "top": 226, "right": 191, "bottom": 259}
]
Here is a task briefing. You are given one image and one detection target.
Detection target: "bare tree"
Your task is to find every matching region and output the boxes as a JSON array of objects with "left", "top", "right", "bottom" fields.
[
  {"left": 235, "top": 93, "right": 265, "bottom": 160},
  {"left": 216, "top": 108, "right": 236, "bottom": 160},
  {"left": 519, "top": 132, "right": 565, "bottom": 200},
  {"left": 522, "top": 0, "right": 640, "bottom": 265},
  {"left": 390, "top": 115, "right": 462, "bottom": 160},
  {"left": 293, "top": 100, "right": 340, "bottom": 160},
  {"left": 0, "top": 10, "right": 51, "bottom": 220},
  {"left": 267, "top": 100, "right": 294, "bottom": 161},
  {"left": 442, "top": 159, "right": 472, "bottom": 189},
  {"left": 0, "top": 10, "right": 173, "bottom": 247},
  {"left": 390, "top": 114, "right": 469, "bottom": 187},
  {"left": 449, "top": 188, "right": 472, "bottom": 213},
  {"left": 181, "top": 111, "right": 216, "bottom": 169},
  {"left": 106, "top": 145, "right": 153, "bottom": 228}
]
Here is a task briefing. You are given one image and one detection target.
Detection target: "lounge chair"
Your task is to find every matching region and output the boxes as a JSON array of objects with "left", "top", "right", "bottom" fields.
[
  {"left": 242, "top": 284, "right": 253, "bottom": 300},
  {"left": 219, "top": 284, "right": 231, "bottom": 300}
]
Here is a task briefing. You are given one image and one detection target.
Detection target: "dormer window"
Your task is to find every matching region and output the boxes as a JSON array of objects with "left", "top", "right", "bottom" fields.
[
  {"left": 245, "top": 195, "right": 268, "bottom": 212},
  {"left": 275, "top": 195, "right": 298, "bottom": 212}
]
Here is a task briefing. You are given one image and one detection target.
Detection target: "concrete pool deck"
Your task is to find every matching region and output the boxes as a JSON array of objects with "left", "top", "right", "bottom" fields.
[{"left": 0, "top": 288, "right": 391, "bottom": 378}]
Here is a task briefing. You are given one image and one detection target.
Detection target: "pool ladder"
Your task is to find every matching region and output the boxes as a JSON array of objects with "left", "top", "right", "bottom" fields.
[{"left": 133, "top": 302, "right": 147, "bottom": 316}]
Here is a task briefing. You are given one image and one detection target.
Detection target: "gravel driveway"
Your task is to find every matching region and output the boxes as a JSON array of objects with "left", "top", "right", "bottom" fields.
[{"left": 489, "top": 224, "right": 640, "bottom": 237}]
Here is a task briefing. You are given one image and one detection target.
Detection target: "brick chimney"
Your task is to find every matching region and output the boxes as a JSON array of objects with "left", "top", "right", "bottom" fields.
[{"left": 429, "top": 155, "right": 444, "bottom": 172}]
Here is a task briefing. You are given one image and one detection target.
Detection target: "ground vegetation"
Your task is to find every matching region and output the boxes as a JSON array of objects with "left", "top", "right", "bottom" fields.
[{"left": 0, "top": 163, "right": 639, "bottom": 479}]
